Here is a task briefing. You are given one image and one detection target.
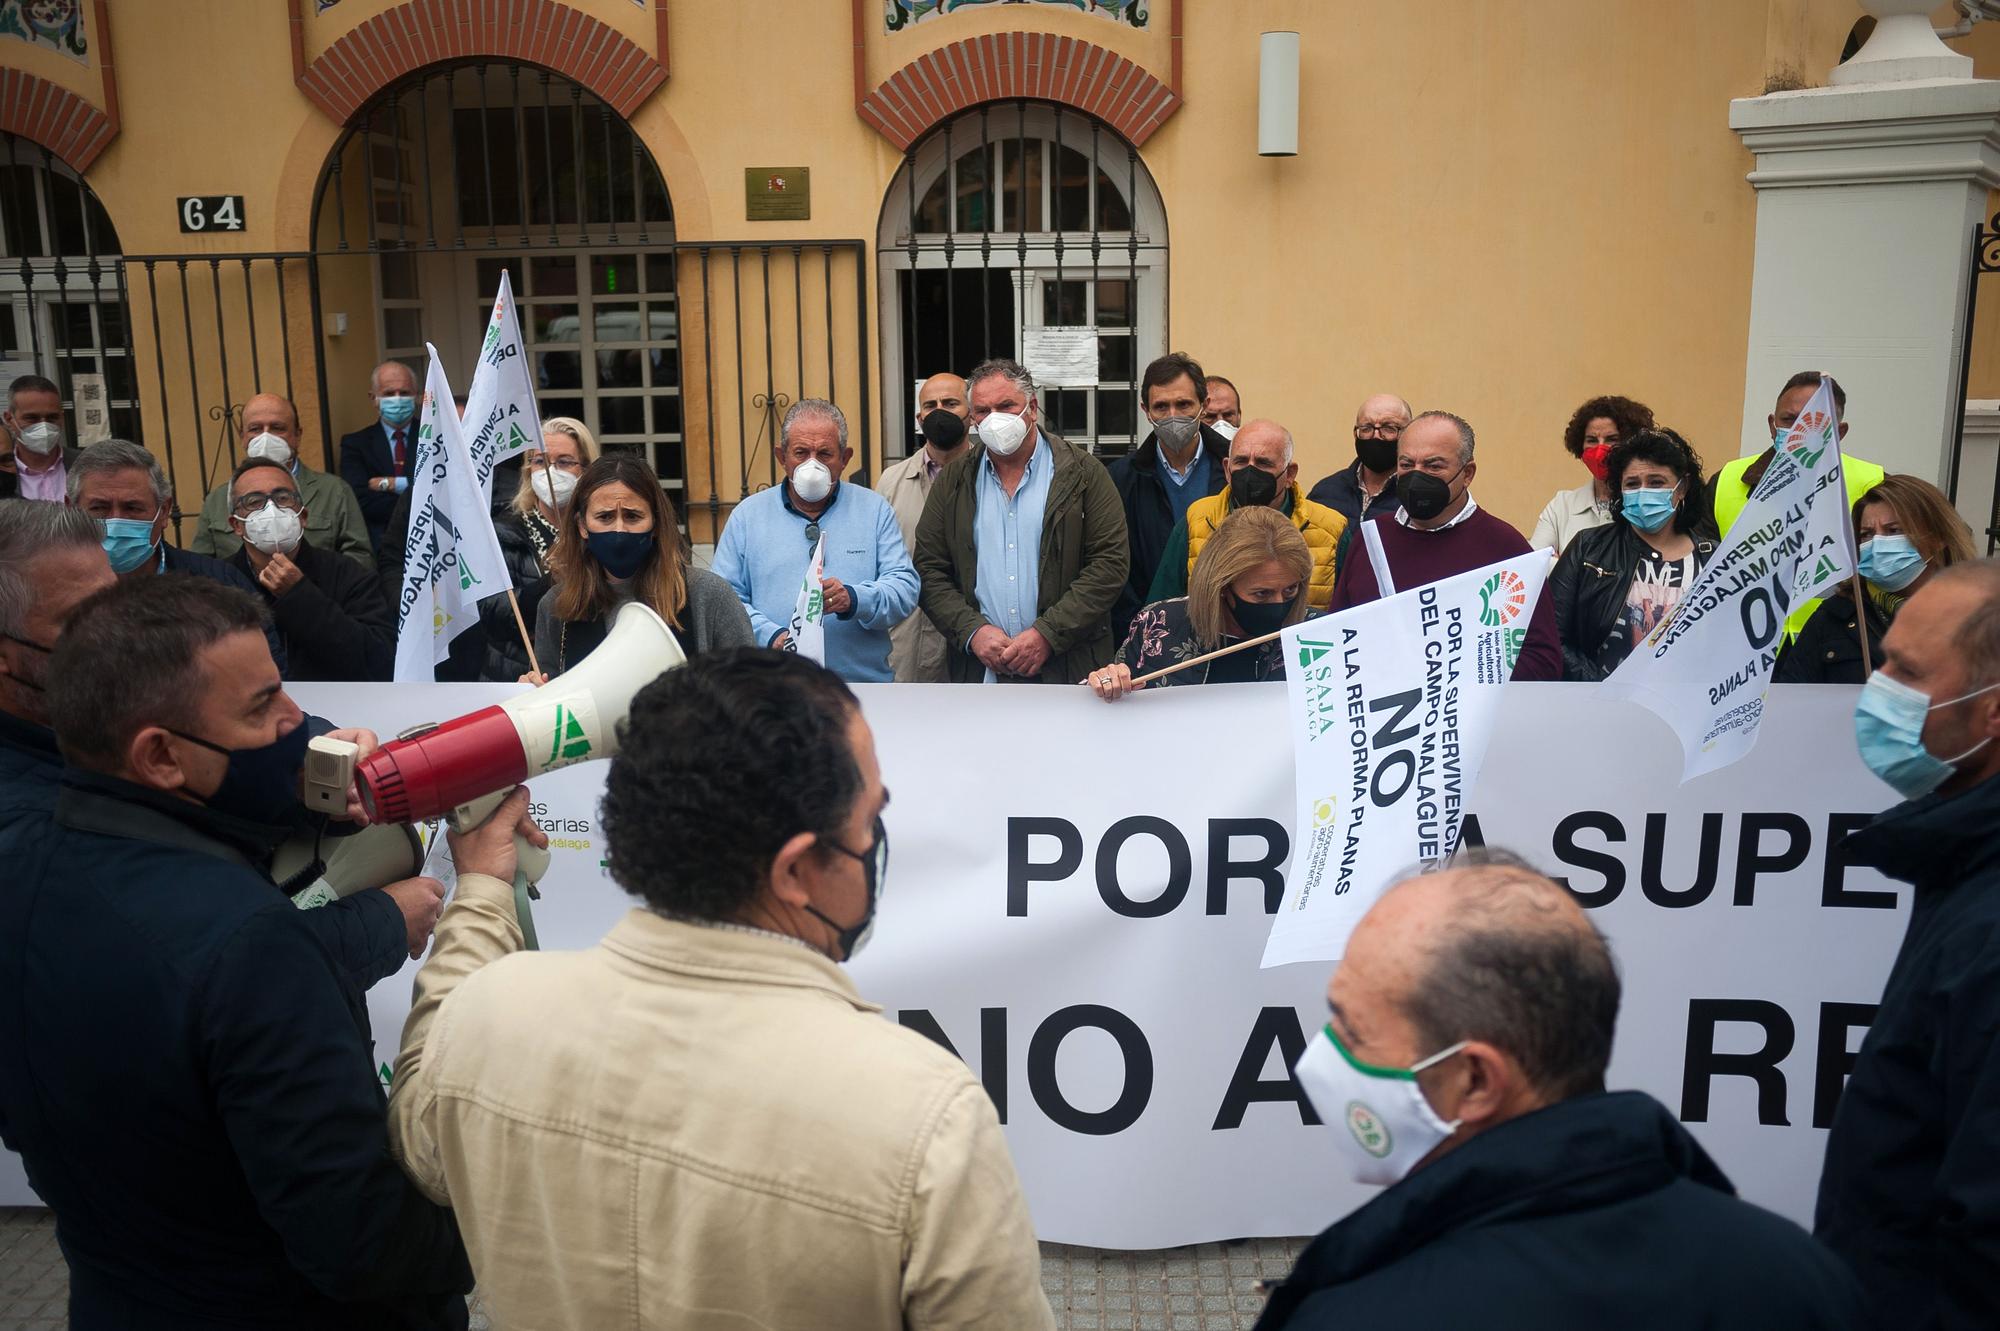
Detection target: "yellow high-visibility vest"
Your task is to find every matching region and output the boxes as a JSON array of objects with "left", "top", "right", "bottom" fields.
[{"left": 1711, "top": 449, "right": 1887, "bottom": 640}]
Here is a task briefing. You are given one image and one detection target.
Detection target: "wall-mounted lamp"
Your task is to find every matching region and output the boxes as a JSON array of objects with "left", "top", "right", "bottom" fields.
[{"left": 1259, "top": 31, "right": 1300, "bottom": 157}]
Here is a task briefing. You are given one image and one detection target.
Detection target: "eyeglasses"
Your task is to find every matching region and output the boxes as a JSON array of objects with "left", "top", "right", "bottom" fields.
[
  {"left": 530, "top": 455, "right": 585, "bottom": 474},
  {"left": 230, "top": 490, "right": 303, "bottom": 517},
  {"left": 1354, "top": 424, "right": 1404, "bottom": 440}
]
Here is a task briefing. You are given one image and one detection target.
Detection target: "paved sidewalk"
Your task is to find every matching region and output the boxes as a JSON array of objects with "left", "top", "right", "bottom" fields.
[{"left": 3, "top": 1209, "right": 1303, "bottom": 1329}]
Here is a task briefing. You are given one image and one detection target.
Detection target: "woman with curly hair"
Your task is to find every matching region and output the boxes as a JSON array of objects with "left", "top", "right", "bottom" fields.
[
  {"left": 1085, "top": 505, "right": 1311, "bottom": 700},
  {"left": 1531, "top": 394, "right": 1656, "bottom": 555}
]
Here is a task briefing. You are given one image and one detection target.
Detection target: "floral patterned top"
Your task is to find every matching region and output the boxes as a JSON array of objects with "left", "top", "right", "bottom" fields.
[{"left": 1116, "top": 597, "right": 1287, "bottom": 687}]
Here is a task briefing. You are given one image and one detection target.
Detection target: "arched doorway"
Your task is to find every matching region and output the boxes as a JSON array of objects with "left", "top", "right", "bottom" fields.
[
  {"left": 0, "top": 131, "right": 133, "bottom": 441},
  {"left": 878, "top": 102, "right": 1167, "bottom": 460},
  {"left": 311, "top": 63, "right": 685, "bottom": 497}
]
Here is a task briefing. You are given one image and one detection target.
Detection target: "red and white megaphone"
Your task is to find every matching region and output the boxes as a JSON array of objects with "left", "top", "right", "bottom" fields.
[{"left": 355, "top": 602, "right": 687, "bottom": 943}]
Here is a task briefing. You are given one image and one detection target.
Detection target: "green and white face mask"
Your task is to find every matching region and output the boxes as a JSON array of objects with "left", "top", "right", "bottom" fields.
[{"left": 1292, "top": 1022, "right": 1467, "bottom": 1186}]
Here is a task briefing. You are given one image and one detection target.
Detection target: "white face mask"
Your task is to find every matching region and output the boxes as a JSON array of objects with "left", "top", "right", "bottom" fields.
[
  {"left": 977, "top": 411, "right": 1030, "bottom": 457},
  {"left": 1211, "top": 419, "right": 1240, "bottom": 443},
  {"left": 246, "top": 432, "right": 293, "bottom": 468},
  {"left": 791, "top": 457, "right": 834, "bottom": 504},
  {"left": 14, "top": 421, "right": 61, "bottom": 456},
  {"left": 531, "top": 466, "right": 578, "bottom": 509},
  {"left": 242, "top": 501, "right": 303, "bottom": 555},
  {"left": 1293, "top": 1022, "right": 1467, "bottom": 1187}
]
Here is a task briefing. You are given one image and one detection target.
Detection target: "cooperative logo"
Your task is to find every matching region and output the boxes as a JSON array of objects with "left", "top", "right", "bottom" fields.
[
  {"left": 548, "top": 704, "right": 592, "bottom": 764},
  {"left": 1781, "top": 409, "right": 1834, "bottom": 469},
  {"left": 1478, "top": 570, "right": 1528, "bottom": 627},
  {"left": 1346, "top": 1101, "right": 1391, "bottom": 1158},
  {"left": 1312, "top": 793, "right": 1340, "bottom": 828}
]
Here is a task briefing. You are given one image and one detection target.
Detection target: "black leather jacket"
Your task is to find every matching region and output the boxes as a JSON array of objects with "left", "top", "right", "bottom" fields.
[
  {"left": 1550, "top": 520, "right": 1716, "bottom": 682},
  {"left": 477, "top": 509, "right": 557, "bottom": 682}
]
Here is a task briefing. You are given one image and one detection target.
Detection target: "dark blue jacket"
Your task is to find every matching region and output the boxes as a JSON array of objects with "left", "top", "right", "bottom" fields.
[
  {"left": 161, "top": 546, "right": 290, "bottom": 677},
  {"left": 1106, "top": 424, "right": 1228, "bottom": 637},
  {"left": 0, "top": 768, "right": 470, "bottom": 1329},
  {"left": 1255, "top": 1090, "right": 1863, "bottom": 1331},
  {"left": 1817, "top": 769, "right": 2000, "bottom": 1331},
  {"left": 339, "top": 422, "right": 409, "bottom": 538}
]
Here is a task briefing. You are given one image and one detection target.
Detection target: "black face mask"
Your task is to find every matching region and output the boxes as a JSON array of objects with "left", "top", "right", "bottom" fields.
[
  {"left": 1355, "top": 437, "right": 1399, "bottom": 474},
  {"left": 585, "top": 529, "right": 655, "bottom": 579},
  {"left": 1397, "top": 468, "right": 1462, "bottom": 521},
  {"left": 169, "top": 721, "right": 313, "bottom": 826},
  {"left": 920, "top": 409, "right": 968, "bottom": 450},
  {"left": 804, "top": 815, "right": 889, "bottom": 962},
  {"left": 2, "top": 631, "right": 50, "bottom": 693},
  {"left": 1229, "top": 466, "right": 1280, "bottom": 510},
  {"left": 1230, "top": 595, "right": 1291, "bottom": 638}
]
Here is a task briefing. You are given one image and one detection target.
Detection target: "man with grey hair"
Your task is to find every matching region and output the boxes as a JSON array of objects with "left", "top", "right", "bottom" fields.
[
  {"left": 1255, "top": 851, "right": 1864, "bottom": 1329},
  {"left": 0, "top": 499, "right": 114, "bottom": 831},
  {"left": 339, "top": 359, "right": 421, "bottom": 556},
  {"left": 1816, "top": 559, "right": 2000, "bottom": 1329},
  {"left": 67, "top": 439, "right": 288, "bottom": 672},
  {"left": 1144, "top": 418, "right": 1348, "bottom": 614},
  {"left": 711, "top": 397, "right": 918, "bottom": 682},
  {"left": 1327, "top": 410, "right": 1560, "bottom": 680},
  {"left": 1308, "top": 392, "right": 1412, "bottom": 529},
  {"left": 913, "top": 356, "right": 1128, "bottom": 683},
  {"left": 191, "top": 391, "right": 374, "bottom": 571},
  {"left": 0, "top": 373, "right": 81, "bottom": 504}
]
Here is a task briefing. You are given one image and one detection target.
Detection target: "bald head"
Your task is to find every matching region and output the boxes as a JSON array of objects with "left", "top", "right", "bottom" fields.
[
  {"left": 1355, "top": 393, "right": 1413, "bottom": 431},
  {"left": 241, "top": 393, "right": 301, "bottom": 447},
  {"left": 1339, "top": 853, "right": 1619, "bottom": 1106},
  {"left": 1232, "top": 418, "right": 1294, "bottom": 465},
  {"left": 918, "top": 373, "right": 968, "bottom": 415}
]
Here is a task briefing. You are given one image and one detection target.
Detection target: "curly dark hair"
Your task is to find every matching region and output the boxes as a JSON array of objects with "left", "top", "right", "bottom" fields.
[
  {"left": 1561, "top": 395, "right": 1656, "bottom": 458},
  {"left": 1605, "top": 427, "right": 1708, "bottom": 537},
  {"left": 601, "top": 647, "right": 862, "bottom": 921}
]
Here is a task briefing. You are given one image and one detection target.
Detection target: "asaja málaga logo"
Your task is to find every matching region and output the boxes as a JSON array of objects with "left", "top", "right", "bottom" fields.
[
  {"left": 1295, "top": 634, "right": 1337, "bottom": 670},
  {"left": 1781, "top": 407, "right": 1835, "bottom": 470},
  {"left": 1346, "top": 1101, "right": 1391, "bottom": 1157},
  {"left": 1478, "top": 570, "right": 1528, "bottom": 627},
  {"left": 548, "top": 703, "right": 592, "bottom": 765}
]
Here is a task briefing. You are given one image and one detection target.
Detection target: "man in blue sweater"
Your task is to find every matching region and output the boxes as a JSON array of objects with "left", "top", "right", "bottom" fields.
[{"left": 712, "top": 398, "right": 918, "bottom": 683}]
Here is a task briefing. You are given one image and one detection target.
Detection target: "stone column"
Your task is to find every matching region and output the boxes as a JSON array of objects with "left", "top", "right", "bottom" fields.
[{"left": 1730, "top": 2, "right": 2000, "bottom": 503}]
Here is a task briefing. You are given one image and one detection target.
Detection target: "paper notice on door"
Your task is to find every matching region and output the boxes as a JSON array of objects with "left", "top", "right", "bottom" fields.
[
  {"left": 70, "top": 373, "right": 111, "bottom": 446},
  {"left": 1022, "top": 326, "right": 1100, "bottom": 388}
]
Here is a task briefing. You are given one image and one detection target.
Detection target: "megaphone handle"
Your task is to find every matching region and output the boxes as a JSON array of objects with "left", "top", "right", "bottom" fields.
[{"left": 512, "top": 830, "right": 547, "bottom": 951}]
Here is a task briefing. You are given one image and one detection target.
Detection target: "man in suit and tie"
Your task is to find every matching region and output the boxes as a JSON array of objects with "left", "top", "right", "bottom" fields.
[{"left": 339, "top": 359, "right": 419, "bottom": 557}]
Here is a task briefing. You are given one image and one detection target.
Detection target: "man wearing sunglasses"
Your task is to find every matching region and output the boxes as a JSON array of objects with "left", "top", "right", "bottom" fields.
[
  {"left": 388, "top": 649, "right": 1052, "bottom": 1329},
  {"left": 223, "top": 458, "right": 393, "bottom": 681}
]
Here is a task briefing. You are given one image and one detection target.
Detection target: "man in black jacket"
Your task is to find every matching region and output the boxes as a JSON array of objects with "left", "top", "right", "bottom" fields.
[
  {"left": 0, "top": 575, "right": 471, "bottom": 1330},
  {"left": 1106, "top": 352, "right": 1228, "bottom": 636},
  {"left": 1817, "top": 559, "right": 2000, "bottom": 1331},
  {"left": 1256, "top": 852, "right": 1863, "bottom": 1330},
  {"left": 225, "top": 458, "right": 393, "bottom": 680}
]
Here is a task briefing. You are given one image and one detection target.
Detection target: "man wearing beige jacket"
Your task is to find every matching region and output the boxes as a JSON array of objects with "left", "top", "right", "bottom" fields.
[{"left": 388, "top": 648, "right": 1052, "bottom": 1330}]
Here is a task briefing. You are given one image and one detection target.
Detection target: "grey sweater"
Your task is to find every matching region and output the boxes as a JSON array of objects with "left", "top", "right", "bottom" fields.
[{"left": 533, "top": 566, "right": 755, "bottom": 674}]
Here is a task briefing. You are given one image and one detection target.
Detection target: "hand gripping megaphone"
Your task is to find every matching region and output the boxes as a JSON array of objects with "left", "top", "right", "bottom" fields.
[{"left": 354, "top": 602, "right": 688, "bottom": 946}]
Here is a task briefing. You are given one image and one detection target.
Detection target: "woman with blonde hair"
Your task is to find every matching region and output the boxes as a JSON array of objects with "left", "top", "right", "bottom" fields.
[
  {"left": 1086, "top": 504, "right": 1312, "bottom": 700},
  {"left": 1776, "top": 474, "right": 1975, "bottom": 684},
  {"left": 528, "top": 452, "right": 754, "bottom": 679},
  {"left": 479, "top": 417, "right": 601, "bottom": 680}
]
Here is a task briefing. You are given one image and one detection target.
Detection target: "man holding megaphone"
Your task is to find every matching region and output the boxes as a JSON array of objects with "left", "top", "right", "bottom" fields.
[{"left": 0, "top": 575, "right": 476, "bottom": 1330}]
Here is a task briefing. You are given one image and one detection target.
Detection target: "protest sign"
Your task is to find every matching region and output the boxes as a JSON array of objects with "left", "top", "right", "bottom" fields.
[
  {"left": 459, "top": 270, "right": 541, "bottom": 502},
  {"left": 1603, "top": 379, "right": 1853, "bottom": 780},
  {"left": 1265, "top": 551, "right": 1550, "bottom": 967}
]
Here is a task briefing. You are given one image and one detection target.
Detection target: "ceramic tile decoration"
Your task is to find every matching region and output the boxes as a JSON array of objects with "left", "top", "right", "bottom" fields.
[
  {"left": 886, "top": 0, "right": 1148, "bottom": 32},
  {"left": 0, "top": 0, "right": 87, "bottom": 62}
]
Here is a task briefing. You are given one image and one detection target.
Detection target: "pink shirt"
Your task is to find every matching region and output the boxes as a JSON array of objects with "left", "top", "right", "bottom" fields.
[{"left": 16, "top": 458, "right": 65, "bottom": 503}]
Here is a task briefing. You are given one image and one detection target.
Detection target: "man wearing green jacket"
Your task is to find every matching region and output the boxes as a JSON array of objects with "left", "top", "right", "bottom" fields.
[
  {"left": 913, "top": 357, "right": 1129, "bottom": 684},
  {"left": 191, "top": 392, "right": 375, "bottom": 572}
]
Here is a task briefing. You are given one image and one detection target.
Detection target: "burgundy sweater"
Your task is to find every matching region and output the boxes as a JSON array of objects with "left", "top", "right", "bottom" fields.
[{"left": 1328, "top": 505, "right": 1562, "bottom": 681}]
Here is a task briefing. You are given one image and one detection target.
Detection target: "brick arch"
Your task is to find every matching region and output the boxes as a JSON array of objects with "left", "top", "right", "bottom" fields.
[
  {"left": 297, "top": 0, "right": 666, "bottom": 126},
  {"left": 0, "top": 68, "right": 116, "bottom": 172},
  {"left": 859, "top": 33, "right": 1179, "bottom": 152}
]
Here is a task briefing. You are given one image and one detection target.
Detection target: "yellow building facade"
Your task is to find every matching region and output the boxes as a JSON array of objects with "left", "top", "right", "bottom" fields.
[{"left": 1, "top": 0, "right": 1995, "bottom": 544}]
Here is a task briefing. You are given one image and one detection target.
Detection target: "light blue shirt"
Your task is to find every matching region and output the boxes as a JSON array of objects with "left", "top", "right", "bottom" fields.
[
  {"left": 710, "top": 480, "right": 919, "bottom": 683},
  {"left": 971, "top": 433, "right": 1054, "bottom": 683}
]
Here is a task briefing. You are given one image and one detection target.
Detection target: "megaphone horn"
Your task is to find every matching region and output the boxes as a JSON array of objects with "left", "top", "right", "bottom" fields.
[{"left": 357, "top": 601, "right": 688, "bottom": 826}]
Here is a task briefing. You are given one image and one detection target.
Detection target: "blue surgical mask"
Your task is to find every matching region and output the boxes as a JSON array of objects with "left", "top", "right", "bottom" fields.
[
  {"left": 379, "top": 395, "right": 417, "bottom": 427},
  {"left": 1858, "top": 535, "right": 1925, "bottom": 594},
  {"left": 1853, "top": 671, "right": 2000, "bottom": 799},
  {"left": 99, "top": 517, "right": 160, "bottom": 575},
  {"left": 1620, "top": 486, "right": 1679, "bottom": 534},
  {"left": 585, "top": 529, "right": 654, "bottom": 580},
  {"left": 169, "top": 720, "right": 313, "bottom": 826}
]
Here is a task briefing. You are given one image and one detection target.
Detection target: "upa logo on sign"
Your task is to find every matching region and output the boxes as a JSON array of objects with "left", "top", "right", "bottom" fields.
[
  {"left": 1781, "top": 409, "right": 1835, "bottom": 470},
  {"left": 1346, "top": 1100, "right": 1391, "bottom": 1157},
  {"left": 1478, "top": 569, "right": 1528, "bottom": 627}
]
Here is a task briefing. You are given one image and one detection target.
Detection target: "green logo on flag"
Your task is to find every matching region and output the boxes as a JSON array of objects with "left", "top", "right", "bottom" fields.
[
  {"left": 1295, "top": 636, "right": 1336, "bottom": 669},
  {"left": 504, "top": 421, "right": 533, "bottom": 452},
  {"left": 548, "top": 704, "right": 592, "bottom": 765},
  {"left": 378, "top": 1061, "right": 394, "bottom": 1088},
  {"left": 458, "top": 561, "right": 476, "bottom": 591},
  {"left": 1479, "top": 570, "right": 1529, "bottom": 627},
  {"left": 805, "top": 587, "right": 824, "bottom": 622},
  {"left": 1807, "top": 553, "right": 1840, "bottom": 588}
]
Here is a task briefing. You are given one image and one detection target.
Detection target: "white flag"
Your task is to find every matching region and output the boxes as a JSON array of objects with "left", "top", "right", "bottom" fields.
[
  {"left": 1600, "top": 377, "right": 1850, "bottom": 782},
  {"left": 461, "top": 270, "right": 542, "bottom": 504},
  {"left": 392, "top": 346, "right": 516, "bottom": 682},
  {"left": 787, "top": 534, "right": 827, "bottom": 665},
  {"left": 1262, "top": 551, "right": 1551, "bottom": 968}
]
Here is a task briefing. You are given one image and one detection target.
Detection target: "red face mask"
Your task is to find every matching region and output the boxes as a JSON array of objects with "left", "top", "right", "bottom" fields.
[{"left": 1581, "top": 442, "right": 1612, "bottom": 481}]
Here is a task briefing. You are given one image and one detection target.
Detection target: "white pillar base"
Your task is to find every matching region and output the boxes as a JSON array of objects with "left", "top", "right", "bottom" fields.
[{"left": 1730, "top": 78, "right": 2000, "bottom": 487}]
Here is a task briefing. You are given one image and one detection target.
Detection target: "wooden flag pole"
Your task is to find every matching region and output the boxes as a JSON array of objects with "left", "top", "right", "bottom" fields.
[
  {"left": 508, "top": 587, "right": 543, "bottom": 678},
  {"left": 1126, "top": 625, "right": 1288, "bottom": 686},
  {"left": 1849, "top": 571, "right": 1873, "bottom": 676}
]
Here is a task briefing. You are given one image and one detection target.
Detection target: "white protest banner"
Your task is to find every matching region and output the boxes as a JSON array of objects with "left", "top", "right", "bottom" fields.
[
  {"left": 391, "top": 346, "right": 515, "bottom": 681},
  {"left": 1, "top": 687, "right": 1904, "bottom": 1246},
  {"left": 460, "top": 270, "right": 541, "bottom": 503},
  {"left": 787, "top": 533, "right": 827, "bottom": 663},
  {"left": 1265, "top": 551, "right": 1550, "bottom": 968},
  {"left": 1603, "top": 380, "right": 1851, "bottom": 781}
]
